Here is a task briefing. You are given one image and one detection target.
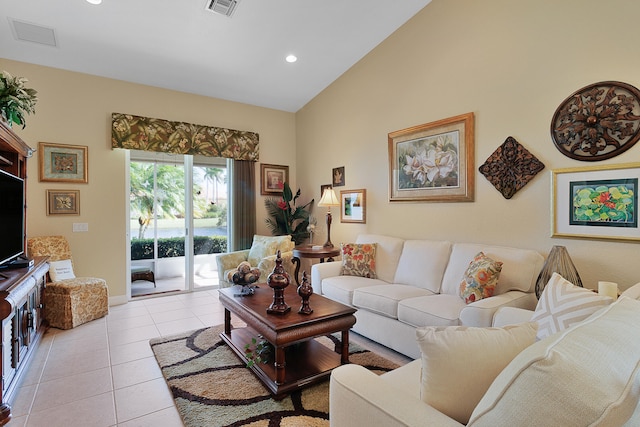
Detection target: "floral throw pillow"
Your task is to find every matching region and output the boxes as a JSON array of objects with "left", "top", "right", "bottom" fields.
[
  {"left": 459, "top": 252, "right": 503, "bottom": 304},
  {"left": 340, "top": 243, "right": 377, "bottom": 279}
]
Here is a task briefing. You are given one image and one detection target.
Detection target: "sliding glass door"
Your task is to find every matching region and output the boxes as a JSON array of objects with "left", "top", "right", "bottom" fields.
[{"left": 128, "top": 152, "right": 228, "bottom": 298}]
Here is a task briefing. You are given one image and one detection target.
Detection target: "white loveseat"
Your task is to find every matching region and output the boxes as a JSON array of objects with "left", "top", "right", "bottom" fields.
[
  {"left": 311, "top": 234, "right": 544, "bottom": 358},
  {"left": 330, "top": 283, "right": 640, "bottom": 427}
]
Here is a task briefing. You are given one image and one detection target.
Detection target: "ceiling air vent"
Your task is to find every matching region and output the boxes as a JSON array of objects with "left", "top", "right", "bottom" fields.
[
  {"left": 206, "top": 0, "right": 239, "bottom": 17},
  {"left": 10, "top": 19, "right": 57, "bottom": 47}
]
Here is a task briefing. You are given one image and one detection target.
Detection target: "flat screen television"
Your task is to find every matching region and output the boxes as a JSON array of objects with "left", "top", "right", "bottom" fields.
[{"left": 0, "top": 168, "right": 25, "bottom": 267}]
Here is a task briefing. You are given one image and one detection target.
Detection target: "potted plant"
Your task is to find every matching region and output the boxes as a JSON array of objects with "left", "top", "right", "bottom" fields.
[
  {"left": 265, "top": 182, "right": 314, "bottom": 245},
  {"left": 0, "top": 70, "right": 38, "bottom": 129},
  {"left": 244, "top": 335, "right": 272, "bottom": 367}
]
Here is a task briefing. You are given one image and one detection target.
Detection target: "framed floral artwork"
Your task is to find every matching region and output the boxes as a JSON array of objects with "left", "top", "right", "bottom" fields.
[
  {"left": 39, "top": 142, "right": 88, "bottom": 183},
  {"left": 46, "top": 189, "right": 80, "bottom": 215},
  {"left": 552, "top": 163, "right": 640, "bottom": 242},
  {"left": 260, "top": 163, "right": 288, "bottom": 195},
  {"left": 340, "top": 189, "right": 366, "bottom": 223},
  {"left": 388, "top": 112, "right": 474, "bottom": 202}
]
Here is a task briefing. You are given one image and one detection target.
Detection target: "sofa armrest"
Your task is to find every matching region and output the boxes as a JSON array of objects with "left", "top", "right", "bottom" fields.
[
  {"left": 459, "top": 291, "right": 537, "bottom": 327},
  {"left": 215, "top": 250, "right": 250, "bottom": 287},
  {"left": 492, "top": 307, "right": 534, "bottom": 327},
  {"left": 311, "top": 261, "right": 342, "bottom": 294},
  {"left": 621, "top": 282, "right": 640, "bottom": 300},
  {"left": 330, "top": 364, "right": 464, "bottom": 427}
]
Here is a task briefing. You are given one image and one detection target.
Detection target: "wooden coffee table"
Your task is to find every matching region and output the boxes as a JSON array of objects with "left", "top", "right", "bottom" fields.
[{"left": 218, "top": 284, "right": 356, "bottom": 398}]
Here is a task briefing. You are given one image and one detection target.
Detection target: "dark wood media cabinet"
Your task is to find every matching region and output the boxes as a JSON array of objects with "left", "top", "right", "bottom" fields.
[{"left": 0, "top": 257, "right": 49, "bottom": 425}]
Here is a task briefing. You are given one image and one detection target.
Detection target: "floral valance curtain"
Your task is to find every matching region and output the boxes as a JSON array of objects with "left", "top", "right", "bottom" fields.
[{"left": 111, "top": 113, "right": 259, "bottom": 161}]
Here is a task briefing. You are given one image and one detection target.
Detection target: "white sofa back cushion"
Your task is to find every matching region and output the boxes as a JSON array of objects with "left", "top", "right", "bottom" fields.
[
  {"left": 441, "top": 243, "right": 543, "bottom": 296},
  {"left": 393, "top": 240, "right": 452, "bottom": 293},
  {"left": 356, "top": 234, "right": 405, "bottom": 284},
  {"left": 468, "top": 296, "right": 640, "bottom": 426}
]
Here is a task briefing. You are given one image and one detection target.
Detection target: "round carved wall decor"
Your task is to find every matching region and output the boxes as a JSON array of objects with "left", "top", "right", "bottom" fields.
[{"left": 551, "top": 81, "right": 640, "bottom": 161}]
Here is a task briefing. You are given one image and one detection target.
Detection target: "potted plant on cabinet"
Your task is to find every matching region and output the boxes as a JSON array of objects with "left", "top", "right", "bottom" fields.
[{"left": 0, "top": 70, "right": 38, "bottom": 129}]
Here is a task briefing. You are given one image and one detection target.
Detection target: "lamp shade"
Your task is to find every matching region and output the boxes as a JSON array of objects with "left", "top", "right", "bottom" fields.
[
  {"left": 535, "top": 245, "right": 583, "bottom": 299},
  {"left": 318, "top": 188, "right": 340, "bottom": 207}
]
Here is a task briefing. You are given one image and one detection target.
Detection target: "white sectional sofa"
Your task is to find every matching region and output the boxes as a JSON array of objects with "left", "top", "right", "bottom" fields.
[
  {"left": 329, "top": 283, "right": 640, "bottom": 427},
  {"left": 311, "top": 234, "right": 544, "bottom": 358}
]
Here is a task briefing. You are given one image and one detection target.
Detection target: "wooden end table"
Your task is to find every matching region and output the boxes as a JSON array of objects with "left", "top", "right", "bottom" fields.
[
  {"left": 292, "top": 244, "right": 341, "bottom": 286},
  {"left": 218, "top": 284, "right": 356, "bottom": 398}
]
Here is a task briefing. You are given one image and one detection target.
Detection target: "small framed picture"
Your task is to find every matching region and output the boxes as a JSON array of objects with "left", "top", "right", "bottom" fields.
[
  {"left": 333, "top": 166, "right": 345, "bottom": 187},
  {"left": 340, "top": 189, "right": 366, "bottom": 223},
  {"left": 47, "top": 189, "right": 80, "bottom": 215},
  {"left": 260, "top": 163, "right": 289, "bottom": 195},
  {"left": 39, "top": 142, "right": 88, "bottom": 183},
  {"left": 320, "top": 184, "right": 332, "bottom": 198}
]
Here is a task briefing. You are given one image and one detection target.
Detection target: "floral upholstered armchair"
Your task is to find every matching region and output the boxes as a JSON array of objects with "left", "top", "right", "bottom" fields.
[
  {"left": 27, "top": 235, "right": 109, "bottom": 329},
  {"left": 216, "top": 235, "right": 297, "bottom": 288}
]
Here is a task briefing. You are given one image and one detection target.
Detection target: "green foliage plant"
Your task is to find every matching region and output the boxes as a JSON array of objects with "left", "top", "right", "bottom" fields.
[
  {"left": 265, "top": 182, "right": 314, "bottom": 245},
  {"left": 573, "top": 184, "right": 635, "bottom": 223},
  {"left": 244, "top": 336, "right": 272, "bottom": 368},
  {"left": 0, "top": 70, "right": 38, "bottom": 129}
]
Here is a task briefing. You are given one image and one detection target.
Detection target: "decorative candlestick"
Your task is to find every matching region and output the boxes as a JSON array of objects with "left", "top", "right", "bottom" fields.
[
  {"left": 297, "top": 271, "right": 313, "bottom": 314},
  {"left": 266, "top": 250, "right": 291, "bottom": 314}
]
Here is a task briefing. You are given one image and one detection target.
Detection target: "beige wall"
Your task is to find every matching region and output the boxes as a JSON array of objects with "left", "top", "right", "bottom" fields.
[
  {"left": 296, "top": 0, "right": 640, "bottom": 291},
  {"left": 0, "top": 58, "right": 296, "bottom": 302}
]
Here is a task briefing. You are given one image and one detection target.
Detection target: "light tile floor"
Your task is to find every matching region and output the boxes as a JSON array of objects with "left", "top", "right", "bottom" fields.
[{"left": 7, "top": 289, "right": 411, "bottom": 427}]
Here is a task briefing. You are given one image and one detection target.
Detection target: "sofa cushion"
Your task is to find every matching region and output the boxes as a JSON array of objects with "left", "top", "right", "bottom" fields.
[
  {"left": 417, "top": 322, "right": 537, "bottom": 425},
  {"left": 353, "top": 285, "right": 434, "bottom": 319},
  {"left": 459, "top": 252, "right": 502, "bottom": 304},
  {"left": 393, "top": 240, "right": 452, "bottom": 293},
  {"left": 356, "top": 234, "right": 405, "bottom": 283},
  {"left": 441, "top": 243, "right": 543, "bottom": 296},
  {"left": 321, "top": 275, "right": 386, "bottom": 306},
  {"left": 247, "top": 235, "right": 294, "bottom": 266},
  {"left": 340, "top": 243, "right": 377, "bottom": 278},
  {"left": 469, "top": 297, "right": 640, "bottom": 426},
  {"left": 398, "top": 294, "right": 466, "bottom": 327},
  {"left": 530, "top": 272, "right": 613, "bottom": 340}
]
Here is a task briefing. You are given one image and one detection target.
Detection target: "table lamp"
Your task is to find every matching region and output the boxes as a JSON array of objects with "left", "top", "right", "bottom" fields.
[{"left": 317, "top": 188, "right": 340, "bottom": 248}]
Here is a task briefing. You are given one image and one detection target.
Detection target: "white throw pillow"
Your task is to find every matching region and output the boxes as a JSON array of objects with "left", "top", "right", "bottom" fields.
[
  {"left": 49, "top": 259, "right": 76, "bottom": 281},
  {"left": 415, "top": 322, "right": 537, "bottom": 425},
  {"left": 469, "top": 297, "right": 640, "bottom": 426},
  {"left": 531, "top": 272, "right": 612, "bottom": 340}
]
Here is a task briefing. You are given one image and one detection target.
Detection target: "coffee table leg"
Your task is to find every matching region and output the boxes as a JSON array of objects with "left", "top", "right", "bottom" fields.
[
  {"left": 341, "top": 330, "right": 350, "bottom": 364},
  {"left": 224, "top": 308, "right": 231, "bottom": 335},
  {"left": 274, "top": 346, "right": 286, "bottom": 385}
]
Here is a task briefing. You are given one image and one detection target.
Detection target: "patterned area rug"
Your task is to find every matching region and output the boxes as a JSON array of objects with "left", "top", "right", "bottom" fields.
[{"left": 150, "top": 325, "right": 400, "bottom": 427}]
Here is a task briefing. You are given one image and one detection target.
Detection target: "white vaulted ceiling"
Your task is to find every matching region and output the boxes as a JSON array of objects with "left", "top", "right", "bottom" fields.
[{"left": 0, "top": 0, "right": 431, "bottom": 112}]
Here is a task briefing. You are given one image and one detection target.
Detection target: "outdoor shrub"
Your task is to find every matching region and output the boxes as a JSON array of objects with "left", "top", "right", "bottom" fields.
[{"left": 131, "top": 235, "right": 227, "bottom": 260}]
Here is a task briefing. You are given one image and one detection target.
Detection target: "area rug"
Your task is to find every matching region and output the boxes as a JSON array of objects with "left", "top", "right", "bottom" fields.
[{"left": 150, "top": 325, "right": 401, "bottom": 427}]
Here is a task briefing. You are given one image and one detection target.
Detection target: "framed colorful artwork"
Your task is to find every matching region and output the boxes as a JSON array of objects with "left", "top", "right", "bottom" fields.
[
  {"left": 552, "top": 163, "right": 640, "bottom": 241},
  {"left": 39, "top": 142, "right": 88, "bottom": 183},
  {"left": 260, "top": 163, "right": 288, "bottom": 195},
  {"left": 46, "top": 189, "right": 80, "bottom": 215},
  {"left": 340, "top": 189, "right": 366, "bottom": 223},
  {"left": 388, "top": 112, "right": 474, "bottom": 202}
]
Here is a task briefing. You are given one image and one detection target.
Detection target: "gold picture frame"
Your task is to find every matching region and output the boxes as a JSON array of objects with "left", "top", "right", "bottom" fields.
[
  {"left": 552, "top": 162, "right": 640, "bottom": 242},
  {"left": 388, "top": 112, "right": 474, "bottom": 202},
  {"left": 39, "top": 142, "right": 88, "bottom": 183},
  {"left": 260, "top": 163, "right": 289, "bottom": 195},
  {"left": 46, "top": 189, "right": 80, "bottom": 215},
  {"left": 340, "top": 189, "right": 366, "bottom": 223}
]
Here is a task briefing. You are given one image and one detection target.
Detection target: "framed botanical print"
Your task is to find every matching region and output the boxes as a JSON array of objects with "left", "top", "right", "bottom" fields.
[
  {"left": 260, "top": 163, "right": 289, "bottom": 195},
  {"left": 39, "top": 142, "right": 88, "bottom": 183},
  {"left": 46, "top": 189, "right": 80, "bottom": 215},
  {"left": 340, "top": 189, "right": 366, "bottom": 223}
]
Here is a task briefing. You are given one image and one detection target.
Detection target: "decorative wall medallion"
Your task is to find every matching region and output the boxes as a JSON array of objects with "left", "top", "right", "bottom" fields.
[
  {"left": 551, "top": 81, "right": 640, "bottom": 161},
  {"left": 479, "top": 136, "right": 545, "bottom": 199}
]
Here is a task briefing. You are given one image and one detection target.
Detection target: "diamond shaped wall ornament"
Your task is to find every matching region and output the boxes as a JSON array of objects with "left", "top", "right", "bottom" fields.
[{"left": 479, "top": 136, "right": 545, "bottom": 199}]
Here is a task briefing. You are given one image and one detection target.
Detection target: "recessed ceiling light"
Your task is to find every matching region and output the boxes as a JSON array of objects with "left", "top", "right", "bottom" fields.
[
  {"left": 285, "top": 54, "right": 297, "bottom": 63},
  {"left": 86, "top": 0, "right": 102, "bottom": 4}
]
